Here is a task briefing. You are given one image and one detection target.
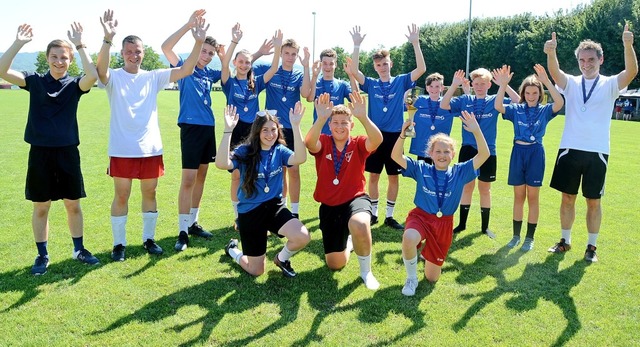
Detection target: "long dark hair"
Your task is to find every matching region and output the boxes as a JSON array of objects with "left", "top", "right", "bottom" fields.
[{"left": 234, "top": 112, "right": 286, "bottom": 197}]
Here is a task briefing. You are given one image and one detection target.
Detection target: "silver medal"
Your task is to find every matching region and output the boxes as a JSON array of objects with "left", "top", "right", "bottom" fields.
[
  {"left": 264, "top": 186, "right": 270, "bottom": 193},
  {"left": 204, "top": 99, "right": 208, "bottom": 105},
  {"left": 581, "top": 106, "right": 586, "bottom": 112},
  {"left": 333, "top": 178, "right": 339, "bottom": 185},
  {"left": 383, "top": 107, "right": 388, "bottom": 112},
  {"left": 530, "top": 135, "right": 536, "bottom": 141},
  {"left": 436, "top": 211, "right": 443, "bottom": 218},
  {"left": 282, "top": 96, "right": 287, "bottom": 102},
  {"left": 244, "top": 107, "right": 248, "bottom": 112},
  {"left": 431, "top": 125, "right": 436, "bottom": 130}
]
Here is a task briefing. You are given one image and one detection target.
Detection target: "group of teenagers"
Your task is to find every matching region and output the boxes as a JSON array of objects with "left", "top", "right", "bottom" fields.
[{"left": 2, "top": 9, "right": 636, "bottom": 297}]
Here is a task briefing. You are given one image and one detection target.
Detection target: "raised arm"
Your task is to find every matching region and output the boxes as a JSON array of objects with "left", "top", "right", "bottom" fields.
[
  {"left": 491, "top": 65, "right": 512, "bottom": 114},
  {"left": 306, "top": 60, "right": 320, "bottom": 102},
  {"left": 440, "top": 69, "right": 465, "bottom": 110},
  {"left": 161, "top": 9, "right": 205, "bottom": 68},
  {"left": 170, "top": 16, "right": 208, "bottom": 83},
  {"left": 305, "top": 92, "right": 332, "bottom": 153},
  {"left": 221, "top": 22, "right": 242, "bottom": 85},
  {"left": 533, "top": 63, "right": 564, "bottom": 113},
  {"left": 215, "top": 105, "right": 239, "bottom": 170},
  {"left": 460, "top": 110, "right": 489, "bottom": 169},
  {"left": 544, "top": 32, "right": 567, "bottom": 90},
  {"left": 251, "top": 38, "right": 273, "bottom": 63},
  {"left": 262, "top": 30, "right": 282, "bottom": 83},
  {"left": 288, "top": 101, "right": 307, "bottom": 165},
  {"left": 351, "top": 91, "right": 382, "bottom": 152},
  {"left": 391, "top": 119, "right": 412, "bottom": 170},
  {"left": 344, "top": 56, "right": 360, "bottom": 93},
  {"left": 618, "top": 23, "right": 638, "bottom": 90},
  {"left": 96, "top": 9, "right": 117, "bottom": 85},
  {"left": 0, "top": 24, "right": 32, "bottom": 87},
  {"left": 407, "top": 24, "right": 426, "bottom": 82},
  {"left": 299, "top": 47, "right": 312, "bottom": 99},
  {"left": 350, "top": 26, "right": 366, "bottom": 85},
  {"left": 67, "top": 22, "right": 97, "bottom": 91}
]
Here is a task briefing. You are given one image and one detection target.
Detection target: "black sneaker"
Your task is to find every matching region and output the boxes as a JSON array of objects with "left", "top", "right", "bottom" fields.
[
  {"left": 73, "top": 248, "right": 100, "bottom": 265},
  {"left": 174, "top": 231, "right": 189, "bottom": 252},
  {"left": 188, "top": 222, "right": 213, "bottom": 239},
  {"left": 384, "top": 217, "right": 404, "bottom": 230},
  {"left": 370, "top": 215, "right": 378, "bottom": 226},
  {"left": 584, "top": 244, "right": 598, "bottom": 262},
  {"left": 143, "top": 239, "right": 163, "bottom": 255},
  {"left": 453, "top": 225, "right": 466, "bottom": 234},
  {"left": 548, "top": 238, "right": 572, "bottom": 253},
  {"left": 111, "top": 244, "right": 126, "bottom": 261},
  {"left": 31, "top": 255, "right": 49, "bottom": 275},
  {"left": 273, "top": 255, "right": 296, "bottom": 277},
  {"left": 225, "top": 238, "right": 239, "bottom": 257}
]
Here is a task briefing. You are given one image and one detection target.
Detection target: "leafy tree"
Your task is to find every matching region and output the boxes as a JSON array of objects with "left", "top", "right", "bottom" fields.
[
  {"left": 35, "top": 51, "right": 81, "bottom": 76},
  {"left": 105, "top": 45, "right": 167, "bottom": 70}
]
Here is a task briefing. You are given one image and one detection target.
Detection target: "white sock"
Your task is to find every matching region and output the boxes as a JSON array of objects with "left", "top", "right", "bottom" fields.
[
  {"left": 290, "top": 202, "right": 299, "bottom": 214},
  {"left": 142, "top": 212, "right": 158, "bottom": 241},
  {"left": 357, "top": 254, "right": 372, "bottom": 275},
  {"left": 371, "top": 199, "right": 378, "bottom": 217},
  {"left": 189, "top": 207, "right": 200, "bottom": 226},
  {"left": 282, "top": 197, "right": 288, "bottom": 207},
  {"left": 278, "top": 244, "right": 298, "bottom": 262},
  {"left": 561, "top": 229, "right": 572, "bottom": 244},
  {"left": 111, "top": 215, "right": 127, "bottom": 246},
  {"left": 232, "top": 200, "right": 239, "bottom": 218},
  {"left": 403, "top": 255, "right": 419, "bottom": 279},
  {"left": 228, "top": 247, "right": 243, "bottom": 264},
  {"left": 588, "top": 233, "right": 599, "bottom": 247},
  {"left": 386, "top": 200, "right": 396, "bottom": 218},
  {"left": 179, "top": 214, "right": 190, "bottom": 233},
  {"left": 345, "top": 235, "right": 354, "bottom": 253}
]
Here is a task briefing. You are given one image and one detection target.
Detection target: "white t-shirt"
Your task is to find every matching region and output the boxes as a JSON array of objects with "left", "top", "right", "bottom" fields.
[
  {"left": 101, "top": 68, "right": 172, "bottom": 157},
  {"left": 557, "top": 73, "right": 619, "bottom": 154}
]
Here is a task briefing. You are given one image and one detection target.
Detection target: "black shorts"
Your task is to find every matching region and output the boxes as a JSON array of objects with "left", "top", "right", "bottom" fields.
[
  {"left": 319, "top": 195, "right": 372, "bottom": 254},
  {"left": 282, "top": 128, "right": 295, "bottom": 151},
  {"left": 236, "top": 198, "right": 294, "bottom": 256},
  {"left": 26, "top": 145, "right": 86, "bottom": 202},
  {"left": 365, "top": 131, "right": 403, "bottom": 175},
  {"left": 459, "top": 145, "right": 496, "bottom": 182},
  {"left": 231, "top": 120, "right": 253, "bottom": 149},
  {"left": 179, "top": 123, "right": 216, "bottom": 169},
  {"left": 550, "top": 149, "right": 608, "bottom": 199}
]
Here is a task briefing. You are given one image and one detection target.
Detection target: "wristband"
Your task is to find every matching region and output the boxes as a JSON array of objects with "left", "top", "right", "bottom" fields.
[
  {"left": 76, "top": 44, "right": 87, "bottom": 50},
  {"left": 399, "top": 136, "right": 406, "bottom": 140},
  {"left": 103, "top": 38, "right": 113, "bottom": 46},
  {"left": 354, "top": 45, "right": 360, "bottom": 49},
  {"left": 231, "top": 40, "right": 239, "bottom": 44}
]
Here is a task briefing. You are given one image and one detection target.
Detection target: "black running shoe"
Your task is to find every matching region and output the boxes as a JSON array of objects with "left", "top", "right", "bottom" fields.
[
  {"left": 188, "top": 222, "right": 213, "bottom": 239},
  {"left": 111, "top": 244, "right": 126, "bottom": 261},
  {"left": 274, "top": 255, "right": 296, "bottom": 277},
  {"left": 175, "top": 231, "right": 189, "bottom": 252},
  {"left": 143, "top": 239, "right": 163, "bottom": 255},
  {"left": 31, "top": 255, "right": 49, "bottom": 275}
]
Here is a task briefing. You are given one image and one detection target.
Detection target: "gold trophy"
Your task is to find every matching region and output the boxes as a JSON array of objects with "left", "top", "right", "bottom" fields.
[{"left": 404, "top": 86, "right": 423, "bottom": 138}]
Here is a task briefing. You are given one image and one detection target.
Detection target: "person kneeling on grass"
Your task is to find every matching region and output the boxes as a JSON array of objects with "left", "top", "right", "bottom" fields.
[
  {"left": 215, "top": 104, "right": 310, "bottom": 277},
  {"left": 391, "top": 110, "right": 489, "bottom": 296}
]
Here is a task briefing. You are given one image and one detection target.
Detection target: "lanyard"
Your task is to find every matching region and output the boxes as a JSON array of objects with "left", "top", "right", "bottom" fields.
[
  {"left": 331, "top": 138, "right": 349, "bottom": 185},
  {"left": 431, "top": 165, "right": 449, "bottom": 215}
]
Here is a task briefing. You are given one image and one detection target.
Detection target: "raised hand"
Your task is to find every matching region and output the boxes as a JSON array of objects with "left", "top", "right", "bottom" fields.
[
  {"left": 300, "top": 47, "right": 311, "bottom": 66},
  {"left": 350, "top": 25, "right": 366, "bottom": 46},
  {"left": 223, "top": 105, "right": 239, "bottom": 131},
  {"left": 16, "top": 24, "right": 33, "bottom": 44},
  {"left": 188, "top": 9, "right": 206, "bottom": 29},
  {"left": 191, "top": 17, "right": 209, "bottom": 43},
  {"left": 544, "top": 32, "right": 557, "bottom": 55},
  {"left": 348, "top": 91, "right": 367, "bottom": 121},
  {"left": 231, "top": 22, "right": 243, "bottom": 43},
  {"left": 100, "top": 9, "right": 118, "bottom": 40},
  {"left": 343, "top": 56, "right": 354, "bottom": 76},
  {"left": 406, "top": 23, "right": 419, "bottom": 44},
  {"left": 289, "top": 101, "right": 306, "bottom": 127},
  {"left": 315, "top": 93, "right": 333, "bottom": 122},
  {"left": 533, "top": 64, "right": 550, "bottom": 84},
  {"left": 257, "top": 38, "right": 274, "bottom": 56},
  {"left": 461, "top": 77, "right": 471, "bottom": 95},
  {"left": 451, "top": 69, "right": 466, "bottom": 87},
  {"left": 272, "top": 29, "right": 283, "bottom": 48},
  {"left": 622, "top": 23, "right": 634, "bottom": 46},
  {"left": 401, "top": 118, "right": 414, "bottom": 134},
  {"left": 67, "top": 22, "right": 84, "bottom": 46},
  {"left": 460, "top": 110, "right": 480, "bottom": 133},
  {"left": 311, "top": 60, "right": 321, "bottom": 77},
  {"left": 491, "top": 65, "right": 512, "bottom": 87}
]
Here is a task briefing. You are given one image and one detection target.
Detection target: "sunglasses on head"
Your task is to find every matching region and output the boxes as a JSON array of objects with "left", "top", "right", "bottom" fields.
[{"left": 257, "top": 110, "right": 278, "bottom": 117}]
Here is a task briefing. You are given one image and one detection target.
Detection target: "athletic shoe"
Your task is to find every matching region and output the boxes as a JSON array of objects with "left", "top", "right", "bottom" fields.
[
  {"left": 143, "top": 239, "right": 163, "bottom": 255},
  {"left": 584, "top": 244, "right": 598, "bottom": 262},
  {"left": 73, "top": 248, "right": 100, "bottom": 265},
  {"left": 370, "top": 215, "right": 378, "bottom": 226},
  {"left": 384, "top": 217, "right": 404, "bottom": 230},
  {"left": 361, "top": 272, "right": 380, "bottom": 290},
  {"left": 401, "top": 278, "right": 419, "bottom": 296},
  {"left": 453, "top": 225, "right": 466, "bottom": 234},
  {"left": 174, "top": 231, "right": 189, "bottom": 252},
  {"left": 225, "top": 238, "right": 238, "bottom": 257},
  {"left": 506, "top": 236, "right": 521, "bottom": 248},
  {"left": 31, "top": 255, "right": 49, "bottom": 275},
  {"left": 273, "top": 255, "right": 296, "bottom": 277},
  {"left": 188, "top": 222, "right": 213, "bottom": 239},
  {"left": 548, "top": 238, "right": 571, "bottom": 253},
  {"left": 520, "top": 238, "right": 534, "bottom": 252},
  {"left": 111, "top": 244, "right": 126, "bottom": 261},
  {"left": 483, "top": 229, "right": 496, "bottom": 239}
]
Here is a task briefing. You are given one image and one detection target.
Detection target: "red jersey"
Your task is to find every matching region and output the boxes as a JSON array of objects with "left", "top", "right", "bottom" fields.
[{"left": 311, "top": 135, "right": 372, "bottom": 206}]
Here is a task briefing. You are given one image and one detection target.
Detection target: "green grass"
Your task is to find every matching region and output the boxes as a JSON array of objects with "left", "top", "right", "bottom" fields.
[{"left": 0, "top": 89, "right": 638, "bottom": 346}]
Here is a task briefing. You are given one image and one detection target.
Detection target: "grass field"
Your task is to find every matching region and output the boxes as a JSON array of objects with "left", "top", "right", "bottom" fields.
[{"left": 0, "top": 89, "right": 638, "bottom": 346}]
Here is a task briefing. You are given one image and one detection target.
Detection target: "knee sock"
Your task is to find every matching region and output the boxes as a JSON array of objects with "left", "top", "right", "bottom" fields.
[
  {"left": 481, "top": 207, "right": 491, "bottom": 233},
  {"left": 228, "top": 247, "right": 243, "bottom": 264},
  {"left": 454, "top": 205, "right": 470, "bottom": 232},
  {"left": 588, "top": 233, "right": 598, "bottom": 247},
  {"left": 36, "top": 241, "right": 48, "bottom": 256},
  {"left": 278, "top": 244, "right": 298, "bottom": 262},
  {"left": 513, "top": 220, "right": 523, "bottom": 237},
  {"left": 72, "top": 236, "right": 84, "bottom": 252},
  {"left": 189, "top": 207, "right": 199, "bottom": 226},
  {"left": 386, "top": 200, "right": 396, "bottom": 218},
  {"left": 111, "top": 215, "right": 128, "bottom": 246},
  {"left": 290, "top": 203, "right": 299, "bottom": 214},
  {"left": 357, "top": 253, "right": 372, "bottom": 275},
  {"left": 179, "top": 214, "right": 190, "bottom": 233},
  {"left": 525, "top": 222, "right": 537, "bottom": 239},
  {"left": 142, "top": 212, "right": 158, "bottom": 242},
  {"left": 371, "top": 199, "right": 379, "bottom": 217},
  {"left": 403, "top": 255, "right": 418, "bottom": 279},
  {"left": 561, "top": 229, "right": 572, "bottom": 244}
]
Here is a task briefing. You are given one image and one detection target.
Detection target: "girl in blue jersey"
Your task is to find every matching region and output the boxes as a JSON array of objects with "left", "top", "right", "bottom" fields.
[
  {"left": 493, "top": 64, "right": 564, "bottom": 251},
  {"left": 215, "top": 104, "right": 310, "bottom": 277},
  {"left": 221, "top": 24, "right": 283, "bottom": 227}
]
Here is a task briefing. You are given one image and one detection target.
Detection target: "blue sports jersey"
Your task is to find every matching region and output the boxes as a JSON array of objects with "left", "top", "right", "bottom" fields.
[
  {"left": 502, "top": 103, "right": 557, "bottom": 144},
  {"left": 222, "top": 75, "right": 267, "bottom": 123},
  {"left": 360, "top": 73, "right": 414, "bottom": 132},
  {"left": 312, "top": 78, "right": 352, "bottom": 134},
  {"left": 232, "top": 144, "right": 293, "bottom": 213},
  {"left": 409, "top": 96, "right": 456, "bottom": 157},
  {"left": 173, "top": 58, "right": 221, "bottom": 126},
  {"left": 449, "top": 94, "right": 509, "bottom": 155},
  {"left": 265, "top": 66, "right": 305, "bottom": 129},
  {"left": 402, "top": 157, "right": 478, "bottom": 216}
]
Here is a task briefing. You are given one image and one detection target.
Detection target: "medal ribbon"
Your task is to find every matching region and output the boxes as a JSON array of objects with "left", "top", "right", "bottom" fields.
[
  {"left": 428, "top": 99, "right": 439, "bottom": 129},
  {"left": 331, "top": 138, "right": 349, "bottom": 182},
  {"left": 261, "top": 147, "right": 275, "bottom": 191},
  {"left": 431, "top": 165, "right": 448, "bottom": 214},
  {"left": 581, "top": 75, "right": 600, "bottom": 105},
  {"left": 524, "top": 104, "right": 538, "bottom": 141},
  {"left": 378, "top": 80, "right": 391, "bottom": 107}
]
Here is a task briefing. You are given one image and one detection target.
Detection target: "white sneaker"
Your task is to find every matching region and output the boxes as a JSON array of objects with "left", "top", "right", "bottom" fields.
[
  {"left": 361, "top": 272, "right": 380, "bottom": 290},
  {"left": 402, "top": 278, "right": 419, "bottom": 296}
]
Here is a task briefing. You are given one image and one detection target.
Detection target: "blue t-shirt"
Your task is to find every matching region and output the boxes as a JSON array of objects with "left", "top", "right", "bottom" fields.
[
  {"left": 409, "top": 96, "right": 456, "bottom": 157},
  {"left": 21, "top": 71, "right": 88, "bottom": 147},
  {"left": 402, "top": 157, "right": 478, "bottom": 216},
  {"left": 312, "top": 78, "right": 352, "bottom": 134},
  {"left": 502, "top": 103, "right": 557, "bottom": 144},
  {"left": 360, "top": 73, "right": 414, "bottom": 132},
  {"left": 222, "top": 75, "right": 267, "bottom": 123},
  {"left": 232, "top": 144, "right": 293, "bottom": 213},
  {"left": 173, "top": 58, "right": 221, "bottom": 126},
  {"left": 265, "top": 66, "right": 305, "bottom": 129},
  {"left": 252, "top": 62, "right": 270, "bottom": 77},
  {"left": 450, "top": 94, "right": 509, "bottom": 155}
]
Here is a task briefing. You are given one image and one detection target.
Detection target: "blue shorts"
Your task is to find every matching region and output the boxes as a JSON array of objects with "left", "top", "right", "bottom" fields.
[{"left": 508, "top": 143, "right": 545, "bottom": 187}]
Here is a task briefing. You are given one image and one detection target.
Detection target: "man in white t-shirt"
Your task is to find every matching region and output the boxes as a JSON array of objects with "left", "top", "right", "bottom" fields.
[
  {"left": 543, "top": 25, "right": 638, "bottom": 263},
  {"left": 96, "top": 9, "right": 208, "bottom": 261}
]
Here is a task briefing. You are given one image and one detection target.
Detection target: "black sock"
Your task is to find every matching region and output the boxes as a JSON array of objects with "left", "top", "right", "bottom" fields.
[
  {"left": 454, "top": 205, "right": 471, "bottom": 233},
  {"left": 513, "top": 220, "right": 523, "bottom": 237},
  {"left": 481, "top": 207, "right": 491, "bottom": 233},
  {"left": 36, "top": 241, "right": 48, "bottom": 257},
  {"left": 72, "top": 236, "right": 84, "bottom": 252},
  {"left": 525, "top": 223, "right": 537, "bottom": 239}
]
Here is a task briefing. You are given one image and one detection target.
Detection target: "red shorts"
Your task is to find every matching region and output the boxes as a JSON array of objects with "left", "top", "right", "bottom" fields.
[
  {"left": 405, "top": 207, "right": 454, "bottom": 266},
  {"left": 107, "top": 155, "right": 165, "bottom": 179}
]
